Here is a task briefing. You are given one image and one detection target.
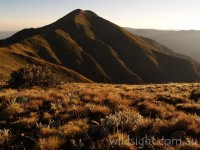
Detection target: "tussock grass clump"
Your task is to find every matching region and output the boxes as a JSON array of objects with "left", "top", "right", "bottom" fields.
[
  {"left": 176, "top": 103, "right": 200, "bottom": 115},
  {"left": 157, "top": 94, "right": 187, "bottom": 105},
  {"left": 169, "top": 114, "right": 200, "bottom": 138},
  {"left": 136, "top": 101, "right": 175, "bottom": 119},
  {"left": 86, "top": 103, "right": 111, "bottom": 117},
  {"left": 38, "top": 136, "right": 65, "bottom": 150},
  {"left": 8, "top": 64, "right": 63, "bottom": 88},
  {"left": 40, "top": 126, "right": 57, "bottom": 136},
  {"left": 1, "top": 102, "right": 24, "bottom": 119},
  {"left": 59, "top": 119, "right": 88, "bottom": 138},
  {"left": 0, "top": 129, "right": 10, "bottom": 146}
]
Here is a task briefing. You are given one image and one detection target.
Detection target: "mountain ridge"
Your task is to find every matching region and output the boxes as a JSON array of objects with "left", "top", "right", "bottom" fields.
[
  {"left": 1, "top": 9, "right": 200, "bottom": 83},
  {"left": 125, "top": 28, "right": 200, "bottom": 63}
]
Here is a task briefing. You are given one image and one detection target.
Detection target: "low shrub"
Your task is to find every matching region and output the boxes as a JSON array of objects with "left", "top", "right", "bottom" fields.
[{"left": 8, "top": 64, "right": 62, "bottom": 88}]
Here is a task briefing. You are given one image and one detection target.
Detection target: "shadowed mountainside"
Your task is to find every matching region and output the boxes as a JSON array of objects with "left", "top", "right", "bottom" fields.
[{"left": 1, "top": 9, "right": 200, "bottom": 83}]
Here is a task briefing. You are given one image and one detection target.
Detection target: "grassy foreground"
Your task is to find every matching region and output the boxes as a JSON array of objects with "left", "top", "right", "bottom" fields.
[{"left": 0, "top": 83, "right": 200, "bottom": 149}]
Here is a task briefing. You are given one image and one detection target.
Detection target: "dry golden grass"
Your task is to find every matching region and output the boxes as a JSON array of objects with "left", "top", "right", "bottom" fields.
[
  {"left": 38, "top": 136, "right": 65, "bottom": 150},
  {"left": 0, "top": 83, "right": 200, "bottom": 149},
  {"left": 40, "top": 126, "right": 58, "bottom": 136},
  {"left": 59, "top": 119, "right": 88, "bottom": 138}
]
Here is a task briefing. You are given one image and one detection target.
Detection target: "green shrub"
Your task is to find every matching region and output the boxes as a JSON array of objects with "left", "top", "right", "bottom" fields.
[{"left": 8, "top": 64, "right": 62, "bottom": 88}]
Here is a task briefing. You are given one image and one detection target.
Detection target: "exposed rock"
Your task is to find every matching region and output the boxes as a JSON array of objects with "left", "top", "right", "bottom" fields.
[
  {"left": 87, "top": 125, "right": 108, "bottom": 139},
  {"left": 190, "top": 90, "right": 200, "bottom": 101},
  {"left": 171, "top": 131, "right": 186, "bottom": 141}
]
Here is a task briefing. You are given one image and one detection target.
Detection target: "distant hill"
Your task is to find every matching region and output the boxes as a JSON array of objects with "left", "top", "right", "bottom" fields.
[
  {"left": 1, "top": 9, "right": 200, "bottom": 83},
  {"left": 125, "top": 28, "right": 200, "bottom": 63},
  {"left": 0, "top": 31, "right": 16, "bottom": 40}
]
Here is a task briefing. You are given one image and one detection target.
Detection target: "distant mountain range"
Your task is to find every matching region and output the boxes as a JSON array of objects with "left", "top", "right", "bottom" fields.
[
  {"left": 0, "top": 31, "right": 16, "bottom": 40},
  {"left": 125, "top": 28, "right": 200, "bottom": 63},
  {"left": 1, "top": 9, "right": 200, "bottom": 83}
]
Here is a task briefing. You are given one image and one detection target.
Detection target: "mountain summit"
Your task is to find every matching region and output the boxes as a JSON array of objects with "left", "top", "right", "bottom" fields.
[{"left": 1, "top": 9, "right": 200, "bottom": 83}]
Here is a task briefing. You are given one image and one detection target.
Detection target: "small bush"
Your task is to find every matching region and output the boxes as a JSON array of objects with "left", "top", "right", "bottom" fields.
[
  {"left": 8, "top": 64, "right": 63, "bottom": 88},
  {"left": 104, "top": 110, "right": 143, "bottom": 132}
]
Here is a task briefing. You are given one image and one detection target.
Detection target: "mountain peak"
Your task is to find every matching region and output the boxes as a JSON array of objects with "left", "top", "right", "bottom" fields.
[
  {"left": 53, "top": 9, "right": 98, "bottom": 27},
  {"left": 84, "top": 10, "right": 98, "bottom": 16},
  {"left": 68, "top": 9, "right": 84, "bottom": 16},
  {"left": 66, "top": 9, "right": 98, "bottom": 18}
]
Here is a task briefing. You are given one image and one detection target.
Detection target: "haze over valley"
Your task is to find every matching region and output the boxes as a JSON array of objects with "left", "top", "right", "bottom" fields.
[{"left": 126, "top": 28, "right": 200, "bottom": 63}]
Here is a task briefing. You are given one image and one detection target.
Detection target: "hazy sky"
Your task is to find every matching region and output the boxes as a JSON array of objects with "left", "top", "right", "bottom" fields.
[{"left": 1, "top": 0, "right": 200, "bottom": 31}]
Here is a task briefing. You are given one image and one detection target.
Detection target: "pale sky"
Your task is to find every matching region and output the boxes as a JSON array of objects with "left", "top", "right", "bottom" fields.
[{"left": 0, "top": 0, "right": 200, "bottom": 31}]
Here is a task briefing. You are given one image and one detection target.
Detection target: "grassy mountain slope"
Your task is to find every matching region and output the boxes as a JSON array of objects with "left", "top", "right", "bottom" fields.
[{"left": 0, "top": 46, "right": 92, "bottom": 83}]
